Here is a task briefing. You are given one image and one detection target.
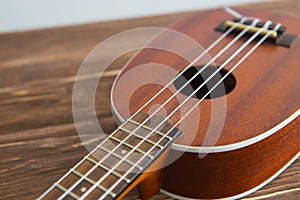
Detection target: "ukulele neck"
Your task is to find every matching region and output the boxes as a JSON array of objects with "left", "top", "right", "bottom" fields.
[{"left": 39, "top": 113, "right": 181, "bottom": 200}]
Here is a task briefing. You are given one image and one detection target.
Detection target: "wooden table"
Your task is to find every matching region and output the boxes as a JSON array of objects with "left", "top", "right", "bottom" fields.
[{"left": 0, "top": 0, "right": 299, "bottom": 199}]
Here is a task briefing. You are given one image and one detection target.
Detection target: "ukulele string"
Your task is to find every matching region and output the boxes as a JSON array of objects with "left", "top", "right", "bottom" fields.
[
  {"left": 113, "top": 6, "right": 243, "bottom": 129},
  {"left": 54, "top": 14, "right": 270, "bottom": 199},
  {"left": 161, "top": 22, "right": 282, "bottom": 142},
  {"left": 97, "top": 20, "right": 277, "bottom": 200},
  {"left": 76, "top": 18, "right": 257, "bottom": 200},
  {"left": 112, "top": 20, "right": 243, "bottom": 135},
  {"left": 223, "top": 6, "right": 243, "bottom": 19},
  {"left": 84, "top": 19, "right": 273, "bottom": 200},
  {"left": 99, "top": 21, "right": 281, "bottom": 200},
  {"left": 62, "top": 18, "right": 264, "bottom": 200},
  {"left": 52, "top": 16, "right": 246, "bottom": 200},
  {"left": 86, "top": 21, "right": 271, "bottom": 199}
]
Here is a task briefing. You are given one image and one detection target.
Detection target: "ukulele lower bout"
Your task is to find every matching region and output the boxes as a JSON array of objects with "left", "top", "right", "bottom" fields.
[{"left": 111, "top": 8, "right": 300, "bottom": 199}]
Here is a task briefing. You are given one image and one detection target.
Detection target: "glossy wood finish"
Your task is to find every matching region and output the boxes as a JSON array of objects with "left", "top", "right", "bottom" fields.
[
  {"left": 0, "top": 0, "right": 299, "bottom": 199},
  {"left": 161, "top": 117, "right": 299, "bottom": 199},
  {"left": 111, "top": 7, "right": 300, "bottom": 199}
]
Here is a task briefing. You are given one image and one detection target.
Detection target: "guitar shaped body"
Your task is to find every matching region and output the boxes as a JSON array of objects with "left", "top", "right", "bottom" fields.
[
  {"left": 111, "top": 8, "right": 300, "bottom": 199},
  {"left": 39, "top": 7, "right": 299, "bottom": 200}
]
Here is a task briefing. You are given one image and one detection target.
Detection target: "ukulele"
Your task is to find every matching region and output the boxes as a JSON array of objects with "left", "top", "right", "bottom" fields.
[{"left": 38, "top": 7, "right": 299, "bottom": 200}]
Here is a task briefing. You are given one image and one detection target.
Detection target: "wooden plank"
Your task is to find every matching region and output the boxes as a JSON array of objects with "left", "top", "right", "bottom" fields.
[{"left": 0, "top": 0, "right": 299, "bottom": 199}]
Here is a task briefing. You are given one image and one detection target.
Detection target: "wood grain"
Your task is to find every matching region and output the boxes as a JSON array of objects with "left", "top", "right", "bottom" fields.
[{"left": 0, "top": 0, "right": 299, "bottom": 199}]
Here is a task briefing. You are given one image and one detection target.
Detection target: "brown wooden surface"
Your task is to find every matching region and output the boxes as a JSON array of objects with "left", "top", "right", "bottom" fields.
[{"left": 0, "top": 0, "right": 299, "bottom": 199}]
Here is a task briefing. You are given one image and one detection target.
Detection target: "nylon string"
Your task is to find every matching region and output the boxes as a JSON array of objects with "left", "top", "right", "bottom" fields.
[
  {"left": 40, "top": 14, "right": 280, "bottom": 200},
  {"left": 100, "top": 21, "right": 281, "bottom": 199},
  {"left": 62, "top": 17, "right": 271, "bottom": 200},
  {"left": 97, "top": 20, "right": 279, "bottom": 200},
  {"left": 49, "top": 16, "right": 245, "bottom": 200}
]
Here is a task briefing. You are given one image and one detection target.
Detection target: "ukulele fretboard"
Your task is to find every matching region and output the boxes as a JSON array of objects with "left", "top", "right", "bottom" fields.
[{"left": 39, "top": 113, "right": 181, "bottom": 200}]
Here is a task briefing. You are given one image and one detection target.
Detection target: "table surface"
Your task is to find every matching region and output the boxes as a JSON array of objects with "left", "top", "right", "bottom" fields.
[{"left": 0, "top": 0, "right": 299, "bottom": 199}]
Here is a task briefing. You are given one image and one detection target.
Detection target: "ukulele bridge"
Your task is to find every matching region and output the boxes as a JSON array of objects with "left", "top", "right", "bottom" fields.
[{"left": 215, "top": 18, "right": 298, "bottom": 48}]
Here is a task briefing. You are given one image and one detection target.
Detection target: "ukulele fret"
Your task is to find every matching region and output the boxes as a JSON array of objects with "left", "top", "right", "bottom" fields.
[
  {"left": 109, "top": 135, "right": 154, "bottom": 159},
  {"left": 127, "top": 119, "right": 173, "bottom": 140},
  {"left": 97, "top": 144, "right": 143, "bottom": 171},
  {"left": 38, "top": 114, "right": 181, "bottom": 199},
  {"left": 56, "top": 184, "right": 80, "bottom": 199},
  {"left": 119, "top": 126, "right": 164, "bottom": 149},
  {"left": 85, "top": 156, "right": 131, "bottom": 183},
  {"left": 72, "top": 169, "right": 117, "bottom": 198}
]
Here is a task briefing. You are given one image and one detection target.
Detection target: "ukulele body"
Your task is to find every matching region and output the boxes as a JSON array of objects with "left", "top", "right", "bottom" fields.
[{"left": 111, "top": 8, "right": 300, "bottom": 199}]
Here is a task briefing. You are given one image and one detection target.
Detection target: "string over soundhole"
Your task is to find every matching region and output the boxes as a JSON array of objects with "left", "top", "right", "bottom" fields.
[{"left": 173, "top": 65, "right": 236, "bottom": 99}]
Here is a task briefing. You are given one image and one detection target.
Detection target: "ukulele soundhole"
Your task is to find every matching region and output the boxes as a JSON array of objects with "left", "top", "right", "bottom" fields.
[{"left": 173, "top": 65, "right": 236, "bottom": 99}]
